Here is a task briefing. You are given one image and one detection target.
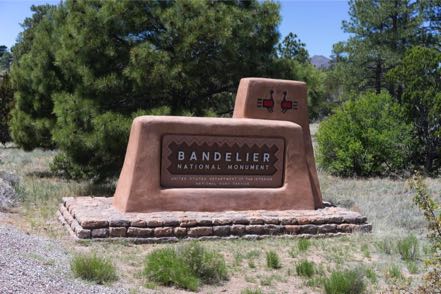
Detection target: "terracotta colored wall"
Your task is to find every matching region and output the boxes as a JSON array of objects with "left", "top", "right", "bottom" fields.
[
  {"left": 113, "top": 116, "right": 318, "bottom": 212},
  {"left": 113, "top": 78, "right": 323, "bottom": 212}
]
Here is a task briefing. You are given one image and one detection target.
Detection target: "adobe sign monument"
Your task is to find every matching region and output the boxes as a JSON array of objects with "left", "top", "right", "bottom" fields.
[{"left": 59, "top": 78, "right": 371, "bottom": 241}]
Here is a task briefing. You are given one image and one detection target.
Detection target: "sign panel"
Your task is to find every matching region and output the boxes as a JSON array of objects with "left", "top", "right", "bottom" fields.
[{"left": 161, "top": 135, "right": 285, "bottom": 188}]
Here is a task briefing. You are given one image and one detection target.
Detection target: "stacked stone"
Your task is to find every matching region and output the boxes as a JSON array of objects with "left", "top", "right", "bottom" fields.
[{"left": 57, "top": 197, "right": 372, "bottom": 242}]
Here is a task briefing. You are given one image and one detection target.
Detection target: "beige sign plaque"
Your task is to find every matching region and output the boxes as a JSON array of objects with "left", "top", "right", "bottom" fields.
[{"left": 161, "top": 135, "right": 285, "bottom": 188}]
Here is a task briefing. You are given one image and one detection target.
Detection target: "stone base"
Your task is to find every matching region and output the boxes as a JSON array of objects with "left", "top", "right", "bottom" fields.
[{"left": 58, "top": 197, "right": 371, "bottom": 243}]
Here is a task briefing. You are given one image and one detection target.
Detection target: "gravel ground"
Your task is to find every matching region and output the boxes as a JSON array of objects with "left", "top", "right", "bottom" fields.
[{"left": 0, "top": 223, "right": 128, "bottom": 294}]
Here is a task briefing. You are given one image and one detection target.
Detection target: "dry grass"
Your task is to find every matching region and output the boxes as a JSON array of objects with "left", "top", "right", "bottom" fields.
[{"left": 1, "top": 124, "right": 440, "bottom": 293}]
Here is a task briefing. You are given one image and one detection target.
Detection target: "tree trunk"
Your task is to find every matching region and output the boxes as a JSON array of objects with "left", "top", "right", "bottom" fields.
[{"left": 375, "top": 59, "right": 382, "bottom": 94}]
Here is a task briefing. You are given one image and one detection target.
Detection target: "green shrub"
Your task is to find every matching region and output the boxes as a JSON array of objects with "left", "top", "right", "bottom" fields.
[
  {"left": 361, "top": 244, "right": 370, "bottom": 258},
  {"left": 259, "top": 273, "right": 285, "bottom": 286},
  {"left": 397, "top": 234, "right": 419, "bottom": 261},
  {"left": 296, "top": 260, "right": 315, "bottom": 277},
  {"left": 376, "top": 239, "right": 394, "bottom": 255},
  {"left": 387, "top": 265, "right": 402, "bottom": 280},
  {"left": 248, "top": 259, "right": 256, "bottom": 269},
  {"left": 298, "top": 239, "right": 311, "bottom": 252},
  {"left": 179, "top": 242, "right": 228, "bottom": 284},
  {"left": 143, "top": 243, "right": 227, "bottom": 291},
  {"left": 406, "top": 261, "right": 418, "bottom": 274},
  {"left": 266, "top": 251, "right": 281, "bottom": 269},
  {"left": 410, "top": 175, "right": 441, "bottom": 292},
  {"left": 241, "top": 288, "right": 263, "bottom": 294},
  {"left": 317, "top": 91, "right": 413, "bottom": 176},
  {"left": 365, "top": 267, "right": 377, "bottom": 283},
  {"left": 71, "top": 253, "right": 117, "bottom": 284},
  {"left": 324, "top": 269, "right": 366, "bottom": 294},
  {"left": 143, "top": 248, "right": 199, "bottom": 291}
]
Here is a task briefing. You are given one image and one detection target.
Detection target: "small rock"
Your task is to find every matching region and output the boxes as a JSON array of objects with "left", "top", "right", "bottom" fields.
[
  {"left": 0, "top": 171, "right": 20, "bottom": 188},
  {"left": 154, "top": 227, "right": 173, "bottom": 237},
  {"left": 109, "top": 219, "right": 130, "bottom": 227},
  {"left": 354, "top": 224, "right": 372, "bottom": 233},
  {"left": 232, "top": 217, "right": 250, "bottom": 225},
  {"left": 187, "top": 227, "right": 213, "bottom": 237},
  {"left": 146, "top": 219, "right": 163, "bottom": 227},
  {"left": 285, "top": 225, "right": 301, "bottom": 234},
  {"left": 213, "top": 226, "right": 230, "bottom": 236},
  {"left": 298, "top": 225, "right": 318, "bottom": 234},
  {"left": 213, "top": 218, "right": 232, "bottom": 225},
  {"left": 317, "top": 224, "right": 337, "bottom": 234},
  {"left": 127, "top": 227, "right": 153, "bottom": 238},
  {"left": 0, "top": 178, "right": 16, "bottom": 211},
  {"left": 91, "top": 228, "right": 109, "bottom": 238},
  {"left": 180, "top": 219, "right": 198, "bottom": 227},
  {"left": 131, "top": 219, "right": 147, "bottom": 227},
  {"left": 174, "top": 227, "right": 187, "bottom": 238},
  {"left": 337, "top": 223, "right": 357, "bottom": 233},
  {"left": 109, "top": 227, "right": 127, "bottom": 237},
  {"left": 230, "top": 224, "right": 246, "bottom": 236},
  {"left": 80, "top": 220, "right": 108, "bottom": 229},
  {"left": 265, "top": 224, "right": 284, "bottom": 234},
  {"left": 245, "top": 225, "right": 266, "bottom": 235}
]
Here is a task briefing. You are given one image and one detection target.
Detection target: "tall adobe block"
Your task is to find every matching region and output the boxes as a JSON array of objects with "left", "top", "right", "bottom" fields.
[{"left": 233, "top": 78, "right": 323, "bottom": 209}]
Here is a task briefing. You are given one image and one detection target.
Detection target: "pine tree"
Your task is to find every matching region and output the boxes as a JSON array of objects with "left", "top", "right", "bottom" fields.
[
  {"left": 388, "top": 46, "right": 441, "bottom": 172},
  {"left": 277, "top": 33, "right": 309, "bottom": 63},
  {"left": 339, "top": 0, "right": 422, "bottom": 95},
  {"left": 9, "top": 4, "right": 62, "bottom": 150},
  {"left": 11, "top": 0, "right": 282, "bottom": 179},
  {"left": 0, "top": 73, "right": 14, "bottom": 145}
]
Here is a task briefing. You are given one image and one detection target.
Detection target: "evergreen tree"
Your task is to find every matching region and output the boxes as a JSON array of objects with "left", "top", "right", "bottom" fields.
[
  {"left": 9, "top": 4, "right": 61, "bottom": 150},
  {"left": 420, "top": 0, "right": 441, "bottom": 50},
  {"left": 277, "top": 32, "right": 309, "bottom": 63},
  {"left": 11, "top": 0, "right": 282, "bottom": 179},
  {"left": 0, "top": 46, "right": 12, "bottom": 72},
  {"left": 0, "top": 73, "right": 14, "bottom": 145},
  {"left": 388, "top": 46, "right": 441, "bottom": 172},
  {"left": 321, "top": 0, "right": 441, "bottom": 175},
  {"left": 339, "top": 0, "right": 422, "bottom": 95}
]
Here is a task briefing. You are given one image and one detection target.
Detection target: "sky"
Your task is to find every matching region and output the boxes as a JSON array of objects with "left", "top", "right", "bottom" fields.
[{"left": 0, "top": 0, "right": 350, "bottom": 57}]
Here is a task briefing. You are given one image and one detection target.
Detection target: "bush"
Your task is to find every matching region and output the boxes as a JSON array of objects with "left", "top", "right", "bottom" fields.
[
  {"left": 397, "top": 234, "right": 419, "bottom": 261},
  {"left": 143, "top": 242, "right": 228, "bottom": 291},
  {"left": 387, "top": 265, "right": 402, "bottom": 280},
  {"left": 376, "top": 239, "right": 394, "bottom": 255},
  {"left": 241, "top": 288, "right": 263, "bottom": 294},
  {"left": 70, "top": 253, "right": 117, "bottom": 284},
  {"left": 179, "top": 242, "right": 228, "bottom": 284},
  {"left": 365, "top": 267, "right": 377, "bottom": 283},
  {"left": 143, "top": 248, "right": 199, "bottom": 291},
  {"left": 298, "top": 239, "right": 311, "bottom": 252},
  {"left": 296, "top": 260, "right": 315, "bottom": 277},
  {"left": 50, "top": 107, "right": 169, "bottom": 181},
  {"left": 406, "top": 261, "right": 418, "bottom": 274},
  {"left": 409, "top": 175, "right": 441, "bottom": 292},
  {"left": 324, "top": 269, "right": 366, "bottom": 294},
  {"left": 317, "top": 91, "right": 414, "bottom": 177},
  {"left": 266, "top": 251, "right": 281, "bottom": 269}
]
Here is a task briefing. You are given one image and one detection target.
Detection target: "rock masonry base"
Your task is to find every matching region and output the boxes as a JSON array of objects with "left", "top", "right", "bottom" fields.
[{"left": 58, "top": 197, "right": 372, "bottom": 243}]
